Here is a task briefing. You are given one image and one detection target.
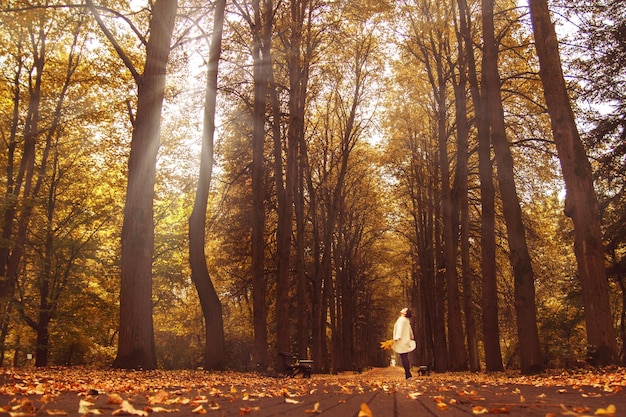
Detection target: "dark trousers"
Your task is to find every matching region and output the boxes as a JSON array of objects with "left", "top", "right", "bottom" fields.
[{"left": 400, "top": 353, "right": 412, "bottom": 379}]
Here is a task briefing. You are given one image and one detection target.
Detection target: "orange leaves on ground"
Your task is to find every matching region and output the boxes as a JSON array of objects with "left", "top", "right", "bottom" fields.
[
  {"left": 111, "top": 400, "right": 147, "bottom": 416},
  {"left": 238, "top": 406, "right": 260, "bottom": 414},
  {"left": 407, "top": 391, "right": 423, "bottom": 399},
  {"left": 78, "top": 399, "right": 102, "bottom": 415},
  {"left": 594, "top": 404, "right": 616, "bottom": 416},
  {"left": 471, "top": 405, "right": 511, "bottom": 414},
  {"left": 305, "top": 402, "right": 322, "bottom": 414},
  {"left": 2, "top": 398, "right": 39, "bottom": 417},
  {"left": 146, "top": 391, "right": 169, "bottom": 405},
  {"left": 357, "top": 403, "right": 373, "bottom": 417}
]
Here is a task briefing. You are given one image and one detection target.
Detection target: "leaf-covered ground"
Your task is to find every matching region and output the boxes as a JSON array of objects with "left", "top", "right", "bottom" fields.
[{"left": 0, "top": 366, "right": 623, "bottom": 416}]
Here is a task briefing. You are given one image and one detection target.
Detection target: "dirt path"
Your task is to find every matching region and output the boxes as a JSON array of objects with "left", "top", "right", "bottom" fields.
[{"left": 0, "top": 366, "right": 623, "bottom": 416}]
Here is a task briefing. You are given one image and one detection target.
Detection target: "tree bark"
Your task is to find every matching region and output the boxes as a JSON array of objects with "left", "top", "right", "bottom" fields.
[
  {"left": 451, "top": 10, "right": 479, "bottom": 371},
  {"left": 527, "top": 0, "right": 617, "bottom": 365},
  {"left": 189, "top": 0, "right": 226, "bottom": 371},
  {"left": 456, "top": 0, "right": 503, "bottom": 371},
  {"left": 112, "top": 0, "right": 177, "bottom": 370},
  {"left": 249, "top": 0, "right": 270, "bottom": 372},
  {"left": 482, "top": 0, "right": 543, "bottom": 374}
]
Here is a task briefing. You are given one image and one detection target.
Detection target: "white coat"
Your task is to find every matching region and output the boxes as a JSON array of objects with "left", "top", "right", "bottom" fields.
[{"left": 393, "top": 315, "right": 415, "bottom": 354}]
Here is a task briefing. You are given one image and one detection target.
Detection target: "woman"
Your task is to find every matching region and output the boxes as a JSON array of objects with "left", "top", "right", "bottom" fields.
[{"left": 393, "top": 307, "right": 415, "bottom": 379}]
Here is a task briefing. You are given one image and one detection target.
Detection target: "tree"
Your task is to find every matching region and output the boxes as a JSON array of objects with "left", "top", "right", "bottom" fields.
[
  {"left": 527, "top": 0, "right": 618, "bottom": 365},
  {"left": 481, "top": 0, "right": 543, "bottom": 374},
  {"left": 87, "top": 0, "right": 179, "bottom": 370},
  {"left": 188, "top": 0, "right": 226, "bottom": 371}
]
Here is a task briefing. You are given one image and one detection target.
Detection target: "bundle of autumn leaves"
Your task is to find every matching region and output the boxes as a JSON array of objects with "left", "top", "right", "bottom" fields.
[{"left": 380, "top": 339, "right": 394, "bottom": 350}]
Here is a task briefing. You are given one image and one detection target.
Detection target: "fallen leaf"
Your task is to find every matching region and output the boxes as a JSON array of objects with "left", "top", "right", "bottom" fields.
[
  {"left": 191, "top": 405, "right": 206, "bottom": 414},
  {"left": 357, "top": 403, "right": 373, "bottom": 417},
  {"left": 108, "top": 394, "right": 124, "bottom": 405},
  {"left": 112, "top": 400, "right": 148, "bottom": 416},
  {"left": 407, "top": 392, "right": 423, "bottom": 399},
  {"left": 305, "top": 402, "right": 322, "bottom": 414},
  {"left": 472, "top": 405, "right": 488, "bottom": 414},
  {"left": 144, "top": 406, "right": 179, "bottom": 413},
  {"left": 44, "top": 410, "right": 68, "bottom": 416},
  {"left": 594, "top": 404, "right": 616, "bottom": 416},
  {"left": 78, "top": 399, "right": 102, "bottom": 415},
  {"left": 147, "top": 391, "right": 169, "bottom": 405},
  {"left": 285, "top": 398, "right": 301, "bottom": 404}
]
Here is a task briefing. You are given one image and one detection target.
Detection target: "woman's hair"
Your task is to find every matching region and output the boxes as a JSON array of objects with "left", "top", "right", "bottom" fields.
[{"left": 405, "top": 308, "right": 412, "bottom": 318}]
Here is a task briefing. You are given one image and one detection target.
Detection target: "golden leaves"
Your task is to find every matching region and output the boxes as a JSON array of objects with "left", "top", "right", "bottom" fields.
[
  {"left": 379, "top": 340, "right": 394, "bottom": 350},
  {"left": 357, "top": 403, "right": 373, "bottom": 417},
  {"left": 594, "top": 404, "right": 616, "bottom": 416},
  {"left": 305, "top": 402, "right": 322, "bottom": 414}
]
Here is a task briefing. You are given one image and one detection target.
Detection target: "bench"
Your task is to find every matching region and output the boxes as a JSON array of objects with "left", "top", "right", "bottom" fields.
[{"left": 279, "top": 352, "right": 313, "bottom": 378}]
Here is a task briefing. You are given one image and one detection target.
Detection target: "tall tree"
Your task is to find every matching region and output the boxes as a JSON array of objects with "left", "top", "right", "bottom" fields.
[
  {"left": 527, "top": 0, "right": 618, "bottom": 365},
  {"left": 451, "top": 0, "right": 479, "bottom": 372},
  {"left": 455, "top": 0, "right": 503, "bottom": 371},
  {"left": 234, "top": 0, "right": 273, "bottom": 371},
  {"left": 87, "top": 0, "right": 179, "bottom": 369},
  {"left": 482, "top": 0, "right": 543, "bottom": 374},
  {"left": 189, "top": 0, "right": 226, "bottom": 371}
]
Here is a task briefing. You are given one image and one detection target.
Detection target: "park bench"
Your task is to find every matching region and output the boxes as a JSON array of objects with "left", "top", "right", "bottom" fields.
[{"left": 279, "top": 352, "right": 313, "bottom": 378}]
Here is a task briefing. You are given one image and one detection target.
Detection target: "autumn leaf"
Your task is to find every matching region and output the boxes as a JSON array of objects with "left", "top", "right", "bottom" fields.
[
  {"left": 379, "top": 340, "right": 394, "bottom": 350},
  {"left": 78, "top": 399, "right": 102, "bottom": 415},
  {"left": 147, "top": 390, "right": 169, "bottom": 405},
  {"left": 357, "top": 403, "right": 373, "bottom": 417},
  {"left": 44, "top": 410, "right": 68, "bottom": 416},
  {"left": 594, "top": 404, "right": 616, "bottom": 416},
  {"left": 238, "top": 406, "right": 260, "bottom": 414},
  {"left": 407, "top": 392, "right": 423, "bottom": 399},
  {"left": 112, "top": 400, "right": 148, "bottom": 416},
  {"left": 191, "top": 405, "right": 206, "bottom": 414},
  {"left": 472, "top": 406, "right": 488, "bottom": 414},
  {"left": 285, "top": 398, "right": 301, "bottom": 404},
  {"left": 107, "top": 394, "right": 124, "bottom": 405},
  {"left": 144, "top": 406, "right": 179, "bottom": 413},
  {"left": 305, "top": 402, "right": 322, "bottom": 414}
]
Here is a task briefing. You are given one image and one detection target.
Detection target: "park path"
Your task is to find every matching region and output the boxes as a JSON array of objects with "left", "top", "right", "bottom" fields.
[{"left": 0, "top": 366, "right": 623, "bottom": 416}]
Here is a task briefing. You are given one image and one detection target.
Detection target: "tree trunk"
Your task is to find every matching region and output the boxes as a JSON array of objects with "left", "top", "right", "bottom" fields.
[
  {"left": 482, "top": 0, "right": 543, "bottom": 374},
  {"left": 527, "top": 0, "right": 617, "bottom": 366},
  {"left": 189, "top": 0, "right": 226, "bottom": 371},
  {"left": 452, "top": 16, "right": 479, "bottom": 371},
  {"left": 249, "top": 0, "right": 269, "bottom": 372},
  {"left": 113, "top": 0, "right": 177, "bottom": 370},
  {"left": 456, "top": 0, "right": 503, "bottom": 371}
]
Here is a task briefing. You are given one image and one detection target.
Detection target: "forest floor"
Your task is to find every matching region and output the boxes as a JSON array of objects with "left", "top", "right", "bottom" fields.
[{"left": 0, "top": 365, "right": 624, "bottom": 416}]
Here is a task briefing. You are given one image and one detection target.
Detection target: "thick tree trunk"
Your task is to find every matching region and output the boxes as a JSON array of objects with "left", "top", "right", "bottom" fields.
[
  {"left": 433, "top": 169, "right": 449, "bottom": 372},
  {"left": 452, "top": 22, "right": 480, "bottom": 371},
  {"left": 250, "top": 0, "right": 269, "bottom": 372},
  {"left": 189, "top": 0, "right": 226, "bottom": 371},
  {"left": 527, "top": 0, "right": 617, "bottom": 366},
  {"left": 482, "top": 0, "right": 543, "bottom": 374},
  {"left": 437, "top": 87, "right": 467, "bottom": 372},
  {"left": 113, "top": 0, "right": 177, "bottom": 370},
  {"left": 456, "top": 0, "right": 503, "bottom": 371}
]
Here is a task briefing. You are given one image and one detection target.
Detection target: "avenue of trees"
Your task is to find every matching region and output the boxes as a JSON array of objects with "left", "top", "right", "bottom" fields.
[{"left": 0, "top": 0, "right": 624, "bottom": 374}]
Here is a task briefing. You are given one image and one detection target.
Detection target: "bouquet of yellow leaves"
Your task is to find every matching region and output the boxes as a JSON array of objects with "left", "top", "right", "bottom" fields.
[{"left": 380, "top": 339, "right": 394, "bottom": 350}]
